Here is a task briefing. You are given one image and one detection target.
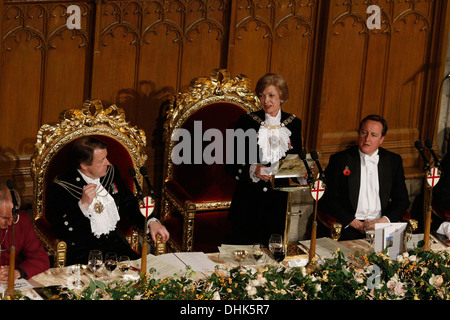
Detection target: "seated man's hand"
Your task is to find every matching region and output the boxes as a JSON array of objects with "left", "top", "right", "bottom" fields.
[
  {"left": 365, "top": 216, "right": 389, "bottom": 230},
  {"left": 80, "top": 183, "right": 97, "bottom": 210},
  {"left": 349, "top": 219, "right": 365, "bottom": 234},
  {"left": 149, "top": 220, "right": 170, "bottom": 242}
]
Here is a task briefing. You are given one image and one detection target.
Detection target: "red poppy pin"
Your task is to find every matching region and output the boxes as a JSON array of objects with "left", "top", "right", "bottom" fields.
[{"left": 343, "top": 166, "right": 351, "bottom": 176}]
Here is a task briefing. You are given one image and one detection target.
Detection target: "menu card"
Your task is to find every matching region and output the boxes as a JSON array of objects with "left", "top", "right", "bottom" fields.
[{"left": 374, "top": 223, "right": 407, "bottom": 259}]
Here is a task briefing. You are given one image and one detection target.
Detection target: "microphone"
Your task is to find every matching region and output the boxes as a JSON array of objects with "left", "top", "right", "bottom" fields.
[
  {"left": 6, "top": 180, "right": 19, "bottom": 215},
  {"left": 299, "top": 150, "right": 314, "bottom": 185},
  {"left": 444, "top": 73, "right": 450, "bottom": 81},
  {"left": 128, "top": 167, "right": 143, "bottom": 201},
  {"left": 414, "top": 140, "right": 430, "bottom": 172},
  {"left": 139, "top": 166, "right": 155, "bottom": 197},
  {"left": 310, "top": 150, "right": 326, "bottom": 183},
  {"left": 424, "top": 139, "right": 441, "bottom": 170}
]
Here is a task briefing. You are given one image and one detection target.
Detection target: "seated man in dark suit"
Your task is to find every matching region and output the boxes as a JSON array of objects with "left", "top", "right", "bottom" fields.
[
  {"left": 434, "top": 150, "right": 450, "bottom": 241},
  {"left": 318, "top": 114, "right": 410, "bottom": 240},
  {"left": 46, "top": 136, "right": 169, "bottom": 265}
]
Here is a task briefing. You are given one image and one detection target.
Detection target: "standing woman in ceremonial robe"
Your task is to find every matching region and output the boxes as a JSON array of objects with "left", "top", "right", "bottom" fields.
[{"left": 226, "top": 73, "right": 302, "bottom": 246}]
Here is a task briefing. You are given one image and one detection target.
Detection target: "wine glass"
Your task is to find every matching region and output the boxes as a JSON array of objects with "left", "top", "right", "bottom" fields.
[
  {"left": 105, "top": 252, "right": 118, "bottom": 281},
  {"left": 71, "top": 264, "right": 85, "bottom": 289},
  {"left": 252, "top": 243, "right": 265, "bottom": 264},
  {"left": 233, "top": 250, "right": 249, "bottom": 267},
  {"left": 364, "top": 220, "right": 375, "bottom": 246},
  {"left": 118, "top": 255, "right": 130, "bottom": 277},
  {"left": 88, "top": 249, "right": 103, "bottom": 278},
  {"left": 269, "top": 234, "right": 285, "bottom": 263}
]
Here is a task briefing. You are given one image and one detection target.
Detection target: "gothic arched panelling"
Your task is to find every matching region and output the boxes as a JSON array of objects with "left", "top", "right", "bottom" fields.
[
  {"left": 320, "top": 13, "right": 369, "bottom": 150},
  {"left": 0, "top": 1, "right": 93, "bottom": 201},
  {"left": 230, "top": 0, "right": 318, "bottom": 123},
  {"left": 0, "top": 0, "right": 448, "bottom": 206},
  {"left": 1, "top": 29, "right": 42, "bottom": 151},
  {"left": 1, "top": 2, "right": 92, "bottom": 146},
  {"left": 272, "top": 15, "right": 314, "bottom": 122},
  {"left": 315, "top": 0, "right": 440, "bottom": 178}
]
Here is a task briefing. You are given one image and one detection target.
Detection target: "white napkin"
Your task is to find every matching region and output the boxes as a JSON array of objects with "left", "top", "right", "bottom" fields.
[{"left": 437, "top": 221, "right": 450, "bottom": 239}]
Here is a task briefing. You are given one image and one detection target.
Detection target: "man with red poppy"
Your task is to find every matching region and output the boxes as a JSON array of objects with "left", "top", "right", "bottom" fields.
[
  {"left": 433, "top": 150, "right": 450, "bottom": 242},
  {"left": 318, "top": 114, "right": 410, "bottom": 240}
]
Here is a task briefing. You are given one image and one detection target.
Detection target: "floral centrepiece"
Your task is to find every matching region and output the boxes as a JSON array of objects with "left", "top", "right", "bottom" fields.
[{"left": 39, "top": 246, "right": 450, "bottom": 301}]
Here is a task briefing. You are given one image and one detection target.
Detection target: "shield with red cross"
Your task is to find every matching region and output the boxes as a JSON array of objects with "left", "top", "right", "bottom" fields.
[
  {"left": 139, "top": 196, "right": 155, "bottom": 217},
  {"left": 426, "top": 167, "right": 441, "bottom": 188},
  {"left": 310, "top": 179, "right": 325, "bottom": 201}
]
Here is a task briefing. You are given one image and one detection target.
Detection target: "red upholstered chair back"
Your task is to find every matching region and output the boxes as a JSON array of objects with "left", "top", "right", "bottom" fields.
[
  {"left": 161, "top": 69, "right": 261, "bottom": 253},
  {"left": 171, "top": 103, "right": 247, "bottom": 204},
  {"left": 432, "top": 200, "right": 450, "bottom": 221}
]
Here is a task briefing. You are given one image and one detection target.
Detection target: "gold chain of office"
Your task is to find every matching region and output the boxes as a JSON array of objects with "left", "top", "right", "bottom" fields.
[{"left": 53, "top": 165, "right": 115, "bottom": 214}]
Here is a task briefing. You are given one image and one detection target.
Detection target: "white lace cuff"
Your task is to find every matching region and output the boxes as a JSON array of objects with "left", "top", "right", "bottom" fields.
[{"left": 249, "top": 163, "right": 260, "bottom": 183}]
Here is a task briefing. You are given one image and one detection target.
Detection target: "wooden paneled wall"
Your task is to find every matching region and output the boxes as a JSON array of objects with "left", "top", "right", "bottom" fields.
[
  {"left": 315, "top": 0, "right": 450, "bottom": 178},
  {"left": 0, "top": 0, "right": 449, "bottom": 206}
]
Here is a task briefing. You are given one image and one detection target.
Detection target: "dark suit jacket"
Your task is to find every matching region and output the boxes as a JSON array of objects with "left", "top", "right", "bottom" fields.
[
  {"left": 318, "top": 146, "right": 410, "bottom": 228},
  {"left": 433, "top": 152, "right": 450, "bottom": 210},
  {"left": 46, "top": 165, "right": 143, "bottom": 264}
]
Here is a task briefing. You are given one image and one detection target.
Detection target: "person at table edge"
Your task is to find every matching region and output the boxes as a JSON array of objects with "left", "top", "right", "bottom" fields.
[
  {"left": 0, "top": 185, "right": 50, "bottom": 283},
  {"left": 46, "top": 136, "right": 169, "bottom": 265},
  {"left": 318, "top": 114, "right": 410, "bottom": 240},
  {"left": 433, "top": 149, "right": 450, "bottom": 241}
]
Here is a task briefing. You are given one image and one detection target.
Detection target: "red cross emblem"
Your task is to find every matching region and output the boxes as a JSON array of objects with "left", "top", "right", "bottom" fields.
[
  {"left": 426, "top": 167, "right": 441, "bottom": 188},
  {"left": 139, "top": 196, "right": 155, "bottom": 217},
  {"left": 311, "top": 180, "right": 325, "bottom": 201}
]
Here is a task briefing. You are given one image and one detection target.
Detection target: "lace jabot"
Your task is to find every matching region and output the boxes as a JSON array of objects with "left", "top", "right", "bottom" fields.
[
  {"left": 254, "top": 110, "right": 293, "bottom": 164},
  {"left": 78, "top": 170, "right": 120, "bottom": 238}
]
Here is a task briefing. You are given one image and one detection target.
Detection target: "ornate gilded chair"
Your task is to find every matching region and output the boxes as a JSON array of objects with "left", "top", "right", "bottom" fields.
[
  {"left": 31, "top": 100, "right": 165, "bottom": 267},
  {"left": 317, "top": 211, "right": 343, "bottom": 241},
  {"left": 161, "top": 69, "right": 260, "bottom": 253}
]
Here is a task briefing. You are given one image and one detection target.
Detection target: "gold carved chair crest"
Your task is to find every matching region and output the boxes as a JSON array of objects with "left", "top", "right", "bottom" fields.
[
  {"left": 161, "top": 69, "right": 260, "bottom": 253},
  {"left": 31, "top": 100, "right": 163, "bottom": 267}
]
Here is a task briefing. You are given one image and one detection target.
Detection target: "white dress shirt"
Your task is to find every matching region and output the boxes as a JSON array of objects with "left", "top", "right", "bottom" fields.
[{"left": 355, "top": 149, "right": 382, "bottom": 221}]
